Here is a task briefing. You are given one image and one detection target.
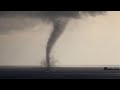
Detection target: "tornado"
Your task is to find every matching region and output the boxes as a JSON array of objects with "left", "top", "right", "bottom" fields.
[{"left": 46, "top": 18, "right": 69, "bottom": 68}]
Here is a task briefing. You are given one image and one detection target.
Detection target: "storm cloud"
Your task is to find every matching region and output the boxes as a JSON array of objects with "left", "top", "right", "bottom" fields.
[{"left": 0, "top": 11, "right": 105, "bottom": 32}]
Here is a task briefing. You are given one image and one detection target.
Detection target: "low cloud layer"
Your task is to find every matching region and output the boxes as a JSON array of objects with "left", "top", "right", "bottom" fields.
[{"left": 0, "top": 11, "right": 105, "bottom": 33}]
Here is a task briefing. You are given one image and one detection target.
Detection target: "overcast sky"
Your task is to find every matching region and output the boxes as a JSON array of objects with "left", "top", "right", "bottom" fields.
[{"left": 0, "top": 11, "right": 120, "bottom": 67}]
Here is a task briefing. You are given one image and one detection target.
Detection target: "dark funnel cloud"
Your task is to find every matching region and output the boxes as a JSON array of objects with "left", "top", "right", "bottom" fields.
[{"left": 0, "top": 11, "right": 106, "bottom": 68}]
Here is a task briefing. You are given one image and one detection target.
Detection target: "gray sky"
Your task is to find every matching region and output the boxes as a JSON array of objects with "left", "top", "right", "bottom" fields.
[{"left": 0, "top": 11, "right": 120, "bottom": 67}]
